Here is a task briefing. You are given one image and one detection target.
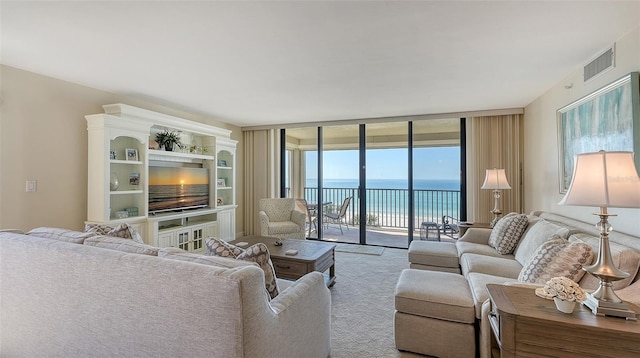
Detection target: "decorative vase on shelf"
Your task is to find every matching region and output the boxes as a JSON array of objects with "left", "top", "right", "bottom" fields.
[
  {"left": 110, "top": 173, "right": 120, "bottom": 191},
  {"left": 554, "top": 297, "right": 576, "bottom": 314}
]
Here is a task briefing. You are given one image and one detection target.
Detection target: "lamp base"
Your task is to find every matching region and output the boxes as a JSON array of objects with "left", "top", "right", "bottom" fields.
[
  {"left": 583, "top": 293, "right": 638, "bottom": 320},
  {"left": 489, "top": 216, "right": 499, "bottom": 228}
]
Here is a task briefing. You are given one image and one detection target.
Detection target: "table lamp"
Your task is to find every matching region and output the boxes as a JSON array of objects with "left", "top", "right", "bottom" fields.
[
  {"left": 481, "top": 168, "right": 511, "bottom": 227},
  {"left": 559, "top": 150, "right": 640, "bottom": 319}
]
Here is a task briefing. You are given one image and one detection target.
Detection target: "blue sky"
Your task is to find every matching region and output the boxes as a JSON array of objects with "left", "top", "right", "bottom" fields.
[{"left": 305, "top": 146, "right": 460, "bottom": 180}]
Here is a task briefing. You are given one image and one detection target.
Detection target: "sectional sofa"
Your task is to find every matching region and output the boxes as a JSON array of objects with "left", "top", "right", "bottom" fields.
[
  {"left": 0, "top": 228, "right": 331, "bottom": 357},
  {"left": 397, "top": 211, "right": 640, "bottom": 357}
]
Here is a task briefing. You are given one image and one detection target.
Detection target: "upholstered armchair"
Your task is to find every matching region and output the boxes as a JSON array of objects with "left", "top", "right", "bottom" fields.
[{"left": 259, "top": 198, "right": 306, "bottom": 240}]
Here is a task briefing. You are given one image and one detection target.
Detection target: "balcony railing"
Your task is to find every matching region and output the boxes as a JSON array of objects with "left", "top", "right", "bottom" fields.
[{"left": 303, "top": 186, "right": 460, "bottom": 228}]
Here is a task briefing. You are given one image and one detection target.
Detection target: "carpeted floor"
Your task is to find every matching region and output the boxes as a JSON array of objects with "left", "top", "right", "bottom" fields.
[{"left": 329, "top": 247, "right": 427, "bottom": 357}]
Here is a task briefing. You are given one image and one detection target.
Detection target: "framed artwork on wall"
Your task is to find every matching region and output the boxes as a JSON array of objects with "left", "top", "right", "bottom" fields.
[{"left": 557, "top": 72, "right": 640, "bottom": 193}]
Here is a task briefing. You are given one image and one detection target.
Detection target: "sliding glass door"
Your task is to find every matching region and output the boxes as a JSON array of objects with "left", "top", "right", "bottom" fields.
[
  {"left": 284, "top": 127, "right": 319, "bottom": 238},
  {"left": 321, "top": 124, "right": 359, "bottom": 243},
  {"left": 283, "top": 118, "right": 461, "bottom": 247},
  {"left": 412, "top": 119, "right": 462, "bottom": 242},
  {"left": 365, "top": 122, "right": 409, "bottom": 248}
]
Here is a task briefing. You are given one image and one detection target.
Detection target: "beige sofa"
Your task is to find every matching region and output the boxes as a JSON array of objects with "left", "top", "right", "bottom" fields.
[
  {"left": 458, "top": 212, "right": 640, "bottom": 311},
  {"left": 399, "top": 211, "right": 640, "bottom": 357},
  {"left": 0, "top": 229, "right": 331, "bottom": 357}
]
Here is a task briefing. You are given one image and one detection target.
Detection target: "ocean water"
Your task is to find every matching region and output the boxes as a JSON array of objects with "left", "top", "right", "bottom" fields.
[
  {"left": 149, "top": 184, "right": 209, "bottom": 213},
  {"left": 304, "top": 179, "right": 461, "bottom": 226}
]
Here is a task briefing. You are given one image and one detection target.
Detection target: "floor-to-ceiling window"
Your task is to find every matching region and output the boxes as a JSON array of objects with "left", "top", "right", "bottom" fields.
[
  {"left": 284, "top": 118, "right": 461, "bottom": 248},
  {"left": 364, "top": 122, "right": 409, "bottom": 248},
  {"left": 412, "top": 119, "right": 461, "bottom": 243},
  {"left": 284, "top": 127, "right": 319, "bottom": 238}
]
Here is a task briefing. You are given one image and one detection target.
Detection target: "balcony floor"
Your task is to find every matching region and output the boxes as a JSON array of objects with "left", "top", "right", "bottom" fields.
[{"left": 309, "top": 224, "right": 457, "bottom": 248}]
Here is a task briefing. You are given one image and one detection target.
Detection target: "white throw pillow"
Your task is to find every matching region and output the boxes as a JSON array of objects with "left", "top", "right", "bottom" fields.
[{"left": 514, "top": 219, "right": 570, "bottom": 265}]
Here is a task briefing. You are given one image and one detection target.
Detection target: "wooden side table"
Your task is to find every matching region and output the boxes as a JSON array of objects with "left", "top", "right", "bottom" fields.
[
  {"left": 457, "top": 222, "right": 491, "bottom": 236},
  {"left": 487, "top": 284, "right": 640, "bottom": 358}
]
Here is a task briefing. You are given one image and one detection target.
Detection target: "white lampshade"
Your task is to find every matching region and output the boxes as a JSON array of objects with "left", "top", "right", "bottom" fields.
[
  {"left": 559, "top": 151, "right": 640, "bottom": 208},
  {"left": 481, "top": 169, "right": 511, "bottom": 190}
]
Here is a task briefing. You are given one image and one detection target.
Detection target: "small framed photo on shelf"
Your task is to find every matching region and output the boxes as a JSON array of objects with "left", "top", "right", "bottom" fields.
[
  {"left": 217, "top": 178, "right": 226, "bottom": 187},
  {"left": 125, "top": 148, "right": 139, "bottom": 161},
  {"left": 218, "top": 159, "right": 227, "bottom": 167},
  {"left": 109, "top": 150, "right": 117, "bottom": 160},
  {"left": 129, "top": 172, "right": 140, "bottom": 185}
]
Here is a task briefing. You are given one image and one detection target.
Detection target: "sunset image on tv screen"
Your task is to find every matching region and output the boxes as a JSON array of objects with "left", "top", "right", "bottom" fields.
[{"left": 148, "top": 167, "right": 209, "bottom": 212}]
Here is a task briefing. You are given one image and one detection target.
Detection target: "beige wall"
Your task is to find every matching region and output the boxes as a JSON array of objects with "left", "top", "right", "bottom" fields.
[
  {"left": 524, "top": 26, "right": 640, "bottom": 236},
  {"left": 0, "top": 65, "right": 243, "bottom": 233}
]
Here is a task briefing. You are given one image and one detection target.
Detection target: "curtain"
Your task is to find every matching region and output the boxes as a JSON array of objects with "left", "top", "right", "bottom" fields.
[
  {"left": 289, "top": 148, "right": 305, "bottom": 199},
  {"left": 466, "top": 114, "right": 523, "bottom": 223},
  {"left": 243, "top": 129, "right": 281, "bottom": 235}
]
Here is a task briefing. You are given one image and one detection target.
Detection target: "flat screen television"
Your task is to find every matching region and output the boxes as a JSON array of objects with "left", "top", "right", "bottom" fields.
[{"left": 148, "top": 166, "right": 210, "bottom": 214}]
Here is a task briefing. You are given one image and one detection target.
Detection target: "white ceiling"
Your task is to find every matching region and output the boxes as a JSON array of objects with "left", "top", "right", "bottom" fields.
[{"left": 2, "top": 1, "right": 639, "bottom": 127}]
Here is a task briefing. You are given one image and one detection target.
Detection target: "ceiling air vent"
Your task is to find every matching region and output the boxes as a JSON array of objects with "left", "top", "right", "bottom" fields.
[{"left": 584, "top": 45, "right": 615, "bottom": 83}]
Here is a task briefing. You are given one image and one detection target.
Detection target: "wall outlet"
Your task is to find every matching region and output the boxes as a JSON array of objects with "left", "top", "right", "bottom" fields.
[{"left": 26, "top": 180, "right": 37, "bottom": 192}]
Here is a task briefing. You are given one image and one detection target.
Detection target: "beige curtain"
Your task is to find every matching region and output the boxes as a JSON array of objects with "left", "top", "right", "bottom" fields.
[
  {"left": 289, "top": 148, "right": 305, "bottom": 199},
  {"left": 243, "top": 129, "right": 281, "bottom": 235},
  {"left": 466, "top": 114, "right": 523, "bottom": 223}
]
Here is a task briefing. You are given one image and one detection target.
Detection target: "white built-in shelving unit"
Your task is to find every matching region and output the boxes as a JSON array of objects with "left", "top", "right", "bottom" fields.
[{"left": 86, "top": 104, "right": 238, "bottom": 251}]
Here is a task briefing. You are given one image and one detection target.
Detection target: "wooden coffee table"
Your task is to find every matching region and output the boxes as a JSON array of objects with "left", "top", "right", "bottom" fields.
[{"left": 231, "top": 236, "right": 336, "bottom": 287}]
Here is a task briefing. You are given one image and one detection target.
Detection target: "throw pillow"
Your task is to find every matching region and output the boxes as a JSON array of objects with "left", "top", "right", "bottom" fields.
[
  {"left": 236, "top": 243, "right": 280, "bottom": 299},
  {"left": 205, "top": 237, "right": 244, "bottom": 258},
  {"left": 84, "top": 223, "right": 144, "bottom": 244},
  {"left": 518, "top": 237, "right": 594, "bottom": 284},
  {"left": 513, "top": 219, "right": 571, "bottom": 265},
  {"left": 205, "top": 238, "right": 279, "bottom": 299},
  {"left": 488, "top": 213, "right": 529, "bottom": 255}
]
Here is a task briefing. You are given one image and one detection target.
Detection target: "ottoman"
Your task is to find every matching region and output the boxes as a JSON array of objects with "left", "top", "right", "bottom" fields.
[
  {"left": 394, "top": 269, "right": 476, "bottom": 358},
  {"left": 408, "top": 240, "right": 461, "bottom": 273}
]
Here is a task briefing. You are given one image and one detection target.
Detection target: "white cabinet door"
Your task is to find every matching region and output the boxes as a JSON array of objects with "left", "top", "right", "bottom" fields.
[
  {"left": 175, "top": 229, "right": 191, "bottom": 251},
  {"left": 191, "top": 225, "right": 205, "bottom": 252},
  {"left": 157, "top": 231, "right": 175, "bottom": 248}
]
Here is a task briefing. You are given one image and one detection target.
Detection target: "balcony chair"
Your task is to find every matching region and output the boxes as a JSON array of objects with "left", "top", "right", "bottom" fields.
[
  {"left": 259, "top": 198, "right": 306, "bottom": 240},
  {"left": 324, "top": 196, "right": 352, "bottom": 234},
  {"left": 295, "top": 199, "right": 318, "bottom": 238},
  {"left": 439, "top": 215, "right": 460, "bottom": 239}
]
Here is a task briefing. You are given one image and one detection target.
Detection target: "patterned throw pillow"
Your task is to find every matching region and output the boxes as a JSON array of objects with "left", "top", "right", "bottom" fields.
[
  {"left": 236, "top": 243, "right": 279, "bottom": 299},
  {"left": 518, "top": 237, "right": 594, "bottom": 284},
  {"left": 488, "top": 213, "right": 529, "bottom": 254},
  {"left": 84, "top": 223, "right": 144, "bottom": 244},
  {"left": 205, "top": 238, "right": 279, "bottom": 299},
  {"left": 205, "top": 237, "right": 244, "bottom": 258}
]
